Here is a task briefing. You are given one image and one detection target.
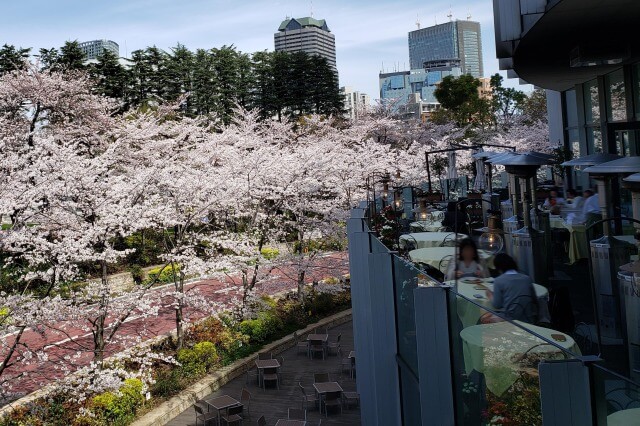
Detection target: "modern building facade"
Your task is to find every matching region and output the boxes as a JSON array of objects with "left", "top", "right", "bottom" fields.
[
  {"left": 78, "top": 40, "right": 119, "bottom": 60},
  {"left": 493, "top": 0, "right": 640, "bottom": 189},
  {"left": 274, "top": 17, "right": 337, "bottom": 69},
  {"left": 341, "top": 86, "right": 370, "bottom": 120},
  {"left": 379, "top": 67, "right": 462, "bottom": 105},
  {"left": 408, "top": 20, "right": 483, "bottom": 77}
]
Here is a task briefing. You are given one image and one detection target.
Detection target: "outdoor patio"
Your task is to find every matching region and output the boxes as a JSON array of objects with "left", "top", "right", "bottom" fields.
[{"left": 167, "top": 321, "right": 360, "bottom": 426}]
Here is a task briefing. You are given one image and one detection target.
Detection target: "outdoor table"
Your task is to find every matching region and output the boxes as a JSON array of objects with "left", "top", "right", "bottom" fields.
[
  {"left": 607, "top": 408, "right": 640, "bottom": 426},
  {"left": 409, "top": 247, "right": 491, "bottom": 273},
  {"left": 205, "top": 395, "right": 241, "bottom": 426},
  {"left": 400, "top": 232, "right": 469, "bottom": 249},
  {"left": 447, "top": 278, "right": 550, "bottom": 327},
  {"left": 409, "top": 221, "right": 442, "bottom": 232},
  {"left": 313, "top": 381, "right": 343, "bottom": 408},
  {"left": 307, "top": 334, "right": 329, "bottom": 358},
  {"left": 275, "top": 420, "right": 307, "bottom": 426},
  {"left": 460, "top": 321, "right": 580, "bottom": 396},
  {"left": 255, "top": 359, "right": 280, "bottom": 387}
]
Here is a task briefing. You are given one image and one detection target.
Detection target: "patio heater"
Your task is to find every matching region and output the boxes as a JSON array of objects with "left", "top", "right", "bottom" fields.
[
  {"left": 619, "top": 173, "right": 640, "bottom": 381},
  {"left": 494, "top": 153, "right": 553, "bottom": 285},
  {"left": 472, "top": 150, "right": 501, "bottom": 225},
  {"left": 583, "top": 156, "right": 640, "bottom": 343},
  {"left": 487, "top": 152, "right": 520, "bottom": 257}
]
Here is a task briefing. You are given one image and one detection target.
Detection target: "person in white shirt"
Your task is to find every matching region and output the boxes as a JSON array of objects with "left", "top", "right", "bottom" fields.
[
  {"left": 581, "top": 189, "right": 602, "bottom": 227},
  {"left": 445, "top": 238, "right": 489, "bottom": 280},
  {"left": 565, "top": 189, "right": 584, "bottom": 209}
]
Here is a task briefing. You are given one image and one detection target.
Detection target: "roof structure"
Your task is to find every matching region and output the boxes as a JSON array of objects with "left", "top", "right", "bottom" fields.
[{"left": 278, "top": 17, "right": 330, "bottom": 32}]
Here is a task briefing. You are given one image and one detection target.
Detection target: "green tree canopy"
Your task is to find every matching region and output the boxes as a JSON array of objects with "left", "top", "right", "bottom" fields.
[{"left": 0, "top": 44, "right": 31, "bottom": 75}]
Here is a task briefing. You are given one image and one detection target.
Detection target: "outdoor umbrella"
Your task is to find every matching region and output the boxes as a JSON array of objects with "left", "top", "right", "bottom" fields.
[
  {"left": 447, "top": 151, "right": 458, "bottom": 180},
  {"left": 473, "top": 149, "right": 486, "bottom": 191}
]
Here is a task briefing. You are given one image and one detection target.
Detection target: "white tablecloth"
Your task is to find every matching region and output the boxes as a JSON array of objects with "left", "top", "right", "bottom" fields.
[
  {"left": 608, "top": 408, "right": 640, "bottom": 426},
  {"left": 448, "top": 278, "right": 551, "bottom": 327},
  {"left": 409, "top": 247, "right": 491, "bottom": 272},
  {"left": 400, "top": 232, "right": 468, "bottom": 249},
  {"left": 460, "top": 321, "right": 580, "bottom": 396},
  {"left": 409, "top": 221, "right": 443, "bottom": 232}
]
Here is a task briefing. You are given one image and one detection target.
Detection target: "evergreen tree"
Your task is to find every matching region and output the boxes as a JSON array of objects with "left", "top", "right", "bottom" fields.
[
  {"left": 211, "top": 45, "right": 242, "bottom": 124},
  {"left": 250, "top": 51, "right": 276, "bottom": 120},
  {"left": 58, "top": 41, "right": 87, "bottom": 70},
  {"left": 165, "top": 44, "right": 194, "bottom": 113},
  {"left": 0, "top": 44, "right": 31, "bottom": 75},
  {"left": 90, "top": 50, "right": 129, "bottom": 104},
  {"left": 37, "top": 47, "right": 60, "bottom": 71}
]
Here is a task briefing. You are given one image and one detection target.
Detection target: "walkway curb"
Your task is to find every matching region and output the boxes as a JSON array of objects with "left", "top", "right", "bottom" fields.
[{"left": 131, "top": 309, "right": 353, "bottom": 426}]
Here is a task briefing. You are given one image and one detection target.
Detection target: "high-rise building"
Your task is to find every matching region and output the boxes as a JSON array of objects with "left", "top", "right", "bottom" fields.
[
  {"left": 78, "top": 40, "right": 119, "bottom": 60},
  {"left": 379, "top": 67, "right": 462, "bottom": 104},
  {"left": 408, "top": 20, "right": 483, "bottom": 77},
  {"left": 341, "top": 86, "right": 370, "bottom": 120},
  {"left": 274, "top": 17, "right": 337, "bottom": 69}
]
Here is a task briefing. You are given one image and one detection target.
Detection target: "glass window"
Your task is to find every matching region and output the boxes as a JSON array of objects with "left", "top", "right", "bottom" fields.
[
  {"left": 605, "top": 69, "right": 627, "bottom": 122},
  {"left": 584, "top": 79, "right": 600, "bottom": 124},
  {"left": 587, "top": 127, "right": 603, "bottom": 154},
  {"left": 564, "top": 89, "right": 578, "bottom": 128},
  {"left": 634, "top": 63, "right": 640, "bottom": 119}
]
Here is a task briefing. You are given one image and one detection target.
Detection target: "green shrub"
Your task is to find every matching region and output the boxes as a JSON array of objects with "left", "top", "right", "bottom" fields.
[
  {"left": 307, "top": 293, "right": 334, "bottom": 317},
  {"left": 238, "top": 310, "right": 284, "bottom": 343},
  {"left": 145, "top": 264, "right": 180, "bottom": 285},
  {"left": 91, "top": 378, "right": 144, "bottom": 426},
  {"left": 151, "top": 368, "right": 185, "bottom": 398},
  {"left": 129, "top": 265, "right": 144, "bottom": 285},
  {"left": 176, "top": 341, "right": 219, "bottom": 378},
  {"left": 260, "top": 247, "right": 280, "bottom": 260}
]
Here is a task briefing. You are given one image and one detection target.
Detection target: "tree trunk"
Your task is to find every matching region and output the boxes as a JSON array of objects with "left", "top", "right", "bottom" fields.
[
  {"left": 175, "top": 269, "right": 185, "bottom": 350},
  {"left": 93, "top": 259, "right": 108, "bottom": 365}
]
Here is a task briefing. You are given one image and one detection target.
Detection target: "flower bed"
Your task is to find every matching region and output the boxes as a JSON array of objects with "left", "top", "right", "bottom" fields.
[{"left": 0, "top": 282, "right": 351, "bottom": 426}]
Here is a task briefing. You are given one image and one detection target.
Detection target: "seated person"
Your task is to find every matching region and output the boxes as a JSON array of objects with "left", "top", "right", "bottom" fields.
[
  {"left": 542, "top": 189, "right": 565, "bottom": 208},
  {"left": 441, "top": 201, "right": 467, "bottom": 233},
  {"left": 565, "top": 189, "right": 584, "bottom": 208},
  {"left": 484, "top": 254, "right": 538, "bottom": 324},
  {"left": 549, "top": 205, "right": 562, "bottom": 216},
  {"left": 445, "top": 238, "right": 489, "bottom": 280},
  {"left": 582, "top": 189, "right": 600, "bottom": 221}
]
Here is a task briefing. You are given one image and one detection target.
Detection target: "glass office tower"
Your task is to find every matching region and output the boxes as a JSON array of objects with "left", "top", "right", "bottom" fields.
[{"left": 408, "top": 20, "right": 483, "bottom": 77}]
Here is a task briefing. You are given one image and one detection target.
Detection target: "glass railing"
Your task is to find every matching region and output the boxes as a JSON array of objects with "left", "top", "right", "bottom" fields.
[
  {"left": 393, "top": 255, "right": 422, "bottom": 376},
  {"left": 446, "top": 288, "right": 580, "bottom": 426},
  {"left": 591, "top": 364, "right": 640, "bottom": 425}
]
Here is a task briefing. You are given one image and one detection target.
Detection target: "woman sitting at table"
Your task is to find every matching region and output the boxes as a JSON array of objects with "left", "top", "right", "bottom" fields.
[
  {"left": 483, "top": 253, "right": 538, "bottom": 324},
  {"left": 445, "top": 238, "right": 488, "bottom": 280}
]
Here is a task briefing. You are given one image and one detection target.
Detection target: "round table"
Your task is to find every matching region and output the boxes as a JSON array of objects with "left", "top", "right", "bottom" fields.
[
  {"left": 447, "top": 278, "right": 550, "bottom": 327},
  {"left": 409, "top": 247, "right": 490, "bottom": 272},
  {"left": 460, "top": 321, "right": 580, "bottom": 396},
  {"left": 607, "top": 408, "right": 640, "bottom": 426},
  {"left": 409, "top": 221, "right": 442, "bottom": 232},
  {"left": 400, "top": 232, "right": 469, "bottom": 250}
]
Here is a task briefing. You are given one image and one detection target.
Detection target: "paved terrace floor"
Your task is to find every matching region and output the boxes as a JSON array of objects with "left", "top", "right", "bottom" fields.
[{"left": 167, "top": 321, "right": 360, "bottom": 426}]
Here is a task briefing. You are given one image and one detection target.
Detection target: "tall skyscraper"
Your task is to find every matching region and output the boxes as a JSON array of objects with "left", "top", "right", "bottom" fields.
[
  {"left": 408, "top": 20, "right": 483, "bottom": 77},
  {"left": 274, "top": 17, "right": 337, "bottom": 69},
  {"left": 78, "top": 40, "right": 119, "bottom": 60},
  {"left": 341, "top": 86, "right": 370, "bottom": 120}
]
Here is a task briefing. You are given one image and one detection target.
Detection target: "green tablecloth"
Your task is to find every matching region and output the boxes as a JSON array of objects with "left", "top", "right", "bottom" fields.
[
  {"left": 400, "top": 232, "right": 468, "bottom": 249},
  {"left": 409, "top": 247, "right": 490, "bottom": 272},
  {"left": 459, "top": 321, "right": 580, "bottom": 396},
  {"left": 449, "top": 278, "right": 550, "bottom": 327},
  {"left": 608, "top": 408, "right": 640, "bottom": 426}
]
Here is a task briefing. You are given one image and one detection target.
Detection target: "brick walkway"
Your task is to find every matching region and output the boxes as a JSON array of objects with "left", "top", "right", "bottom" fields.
[{"left": 166, "top": 321, "right": 360, "bottom": 426}]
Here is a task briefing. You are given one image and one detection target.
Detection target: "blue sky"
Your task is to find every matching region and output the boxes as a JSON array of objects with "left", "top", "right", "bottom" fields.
[{"left": 1, "top": 0, "right": 530, "bottom": 99}]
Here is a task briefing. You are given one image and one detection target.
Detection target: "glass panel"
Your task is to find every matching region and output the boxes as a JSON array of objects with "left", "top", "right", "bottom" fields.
[
  {"left": 393, "top": 256, "right": 421, "bottom": 375},
  {"left": 447, "top": 291, "right": 578, "bottom": 426},
  {"left": 399, "top": 364, "right": 422, "bottom": 425},
  {"left": 585, "top": 79, "right": 601, "bottom": 124},
  {"left": 591, "top": 365, "right": 640, "bottom": 426},
  {"left": 634, "top": 63, "right": 640, "bottom": 120},
  {"left": 606, "top": 69, "right": 627, "bottom": 122},
  {"left": 616, "top": 131, "right": 631, "bottom": 157},
  {"left": 565, "top": 89, "right": 578, "bottom": 128},
  {"left": 588, "top": 127, "right": 604, "bottom": 154}
]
